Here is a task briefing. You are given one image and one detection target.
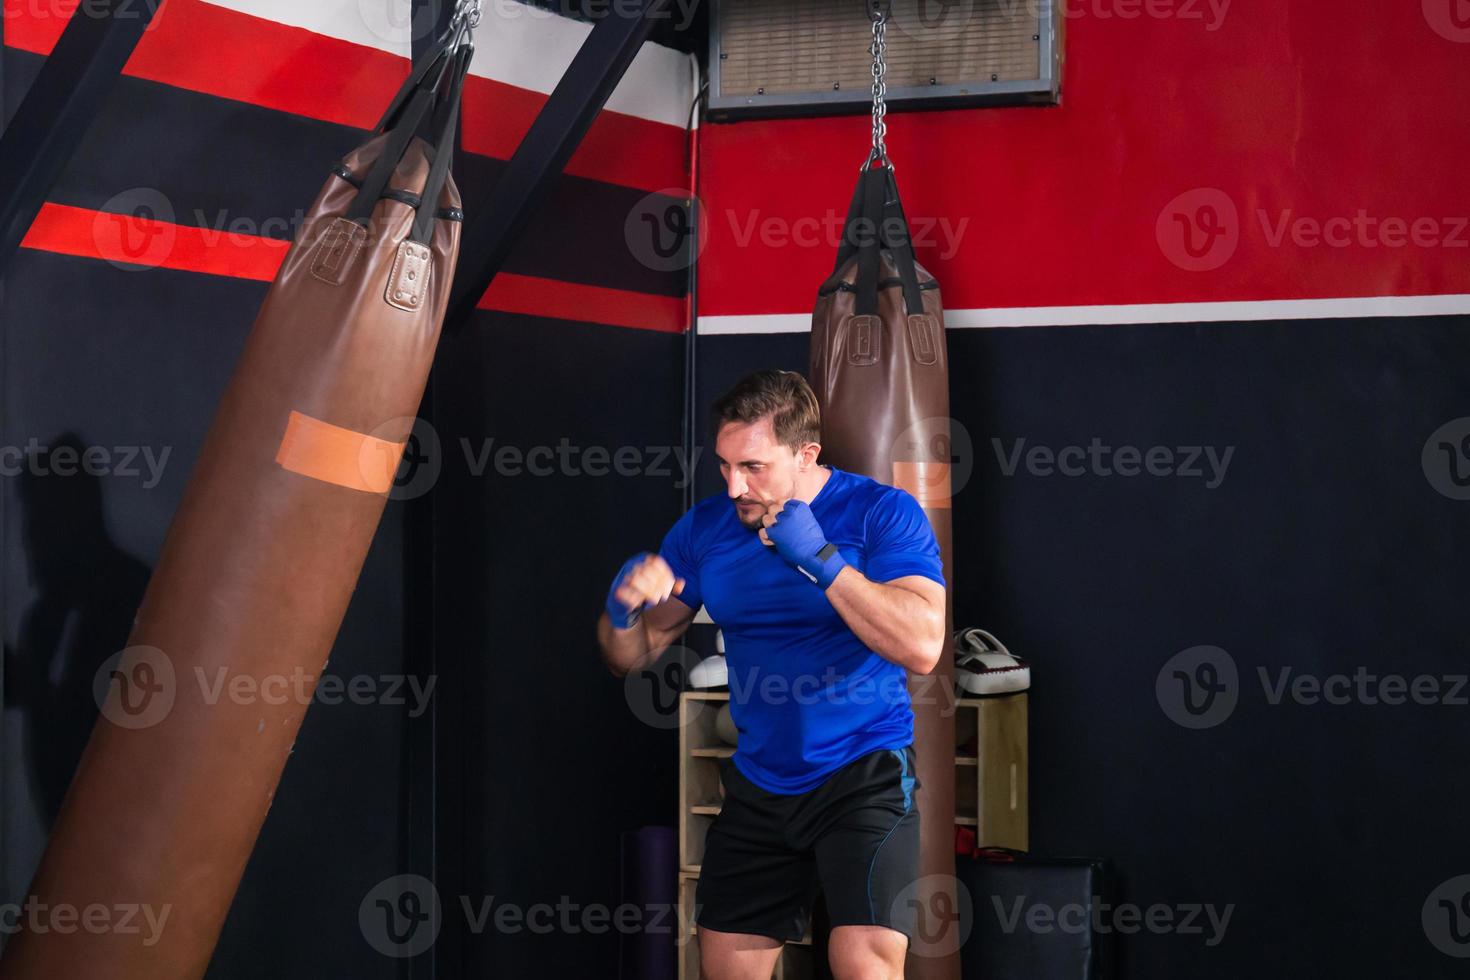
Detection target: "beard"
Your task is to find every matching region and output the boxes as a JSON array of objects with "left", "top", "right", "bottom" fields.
[
  {"left": 732, "top": 476, "right": 798, "bottom": 531},
  {"left": 733, "top": 499, "right": 765, "bottom": 530}
]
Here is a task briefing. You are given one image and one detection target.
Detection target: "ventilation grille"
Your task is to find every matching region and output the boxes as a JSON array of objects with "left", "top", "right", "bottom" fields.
[{"left": 709, "top": 0, "right": 1060, "bottom": 120}]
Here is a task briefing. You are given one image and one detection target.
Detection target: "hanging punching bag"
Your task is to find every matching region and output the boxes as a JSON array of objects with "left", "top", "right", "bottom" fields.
[
  {"left": 810, "top": 160, "right": 961, "bottom": 978},
  {"left": 0, "top": 21, "right": 474, "bottom": 980}
]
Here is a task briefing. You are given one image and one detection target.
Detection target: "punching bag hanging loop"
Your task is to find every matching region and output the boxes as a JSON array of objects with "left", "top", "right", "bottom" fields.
[{"left": 863, "top": 0, "right": 893, "bottom": 173}]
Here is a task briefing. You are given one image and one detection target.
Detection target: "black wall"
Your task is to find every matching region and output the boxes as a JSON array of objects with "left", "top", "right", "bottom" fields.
[{"left": 430, "top": 313, "right": 686, "bottom": 977}]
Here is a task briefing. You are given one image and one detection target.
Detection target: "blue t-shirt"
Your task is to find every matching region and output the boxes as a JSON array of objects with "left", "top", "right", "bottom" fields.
[{"left": 660, "top": 466, "right": 946, "bottom": 794}]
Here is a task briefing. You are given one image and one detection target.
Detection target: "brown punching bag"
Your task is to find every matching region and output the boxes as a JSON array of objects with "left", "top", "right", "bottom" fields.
[
  {"left": 810, "top": 162, "right": 961, "bottom": 979},
  {"left": 0, "top": 29, "right": 473, "bottom": 980}
]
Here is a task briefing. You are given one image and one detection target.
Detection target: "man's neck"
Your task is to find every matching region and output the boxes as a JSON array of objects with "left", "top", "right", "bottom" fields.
[{"left": 793, "top": 464, "right": 832, "bottom": 504}]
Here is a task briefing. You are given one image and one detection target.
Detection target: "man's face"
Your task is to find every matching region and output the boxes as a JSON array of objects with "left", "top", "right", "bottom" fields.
[{"left": 715, "top": 418, "right": 801, "bottom": 530}]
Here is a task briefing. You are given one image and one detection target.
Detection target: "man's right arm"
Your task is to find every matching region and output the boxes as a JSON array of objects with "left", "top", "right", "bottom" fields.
[{"left": 597, "top": 553, "right": 698, "bottom": 676}]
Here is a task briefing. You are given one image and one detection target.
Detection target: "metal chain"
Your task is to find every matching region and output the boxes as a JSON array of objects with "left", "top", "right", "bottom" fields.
[{"left": 869, "top": 2, "right": 890, "bottom": 169}]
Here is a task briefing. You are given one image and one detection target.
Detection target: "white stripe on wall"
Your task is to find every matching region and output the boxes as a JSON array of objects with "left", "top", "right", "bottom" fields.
[
  {"left": 696, "top": 294, "right": 1470, "bottom": 335},
  {"left": 200, "top": 0, "right": 695, "bottom": 128}
]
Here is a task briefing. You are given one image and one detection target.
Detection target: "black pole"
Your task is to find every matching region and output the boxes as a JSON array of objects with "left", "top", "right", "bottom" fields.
[
  {"left": 444, "top": 0, "right": 672, "bottom": 328},
  {"left": 0, "top": 0, "right": 159, "bottom": 277}
]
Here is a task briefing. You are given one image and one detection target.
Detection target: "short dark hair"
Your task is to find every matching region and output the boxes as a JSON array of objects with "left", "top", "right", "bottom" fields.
[{"left": 711, "top": 370, "right": 821, "bottom": 451}]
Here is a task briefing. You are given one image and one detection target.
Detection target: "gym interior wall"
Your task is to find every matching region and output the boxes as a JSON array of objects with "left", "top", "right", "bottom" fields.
[{"left": 692, "top": 3, "right": 1470, "bottom": 979}]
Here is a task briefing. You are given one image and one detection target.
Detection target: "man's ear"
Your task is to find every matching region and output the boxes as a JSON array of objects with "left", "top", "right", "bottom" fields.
[{"left": 799, "top": 442, "right": 822, "bottom": 469}]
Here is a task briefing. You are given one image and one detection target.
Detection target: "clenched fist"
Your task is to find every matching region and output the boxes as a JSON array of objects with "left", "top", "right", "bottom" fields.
[
  {"left": 758, "top": 500, "right": 849, "bottom": 590},
  {"left": 605, "top": 552, "right": 686, "bottom": 629}
]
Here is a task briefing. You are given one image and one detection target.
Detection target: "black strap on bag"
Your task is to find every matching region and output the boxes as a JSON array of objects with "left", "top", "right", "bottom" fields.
[
  {"left": 343, "top": 15, "right": 474, "bottom": 235},
  {"left": 409, "top": 44, "right": 472, "bottom": 245},
  {"left": 834, "top": 164, "right": 926, "bottom": 318}
]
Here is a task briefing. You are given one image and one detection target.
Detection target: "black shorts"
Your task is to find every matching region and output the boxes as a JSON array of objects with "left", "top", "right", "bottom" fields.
[{"left": 695, "top": 744, "right": 921, "bottom": 945}]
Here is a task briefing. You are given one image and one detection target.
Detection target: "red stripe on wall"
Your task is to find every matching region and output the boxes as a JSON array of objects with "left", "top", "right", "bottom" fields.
[
  {"left": 19, "top": 202, "right": 686, "bottom": 332},
  {"left": 696, "top": 3, "right": 1470, "bottom": 317},
  {"left": 21, "top": 201, "right": 288, "bottom": 280},
  {"left": 3, "top": 0, "right": 685, "bottom": 193},
  {"left": 477, "top": 271, "right": 687, "bottom": 334}
]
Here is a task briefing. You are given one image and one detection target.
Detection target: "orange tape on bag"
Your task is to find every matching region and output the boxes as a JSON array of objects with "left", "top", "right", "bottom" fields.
[
  {"left": 275, "top": 410, "right": 405, "bottom": 494},
  {"left": 894, "top": 461, "right": 953, "bottom": 510}
]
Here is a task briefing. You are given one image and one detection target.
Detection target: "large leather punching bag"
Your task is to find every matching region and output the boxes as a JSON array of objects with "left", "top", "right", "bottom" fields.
[
  {"left": 810, "top": 163, "right": 961, "bottom": 978},
  {"left": 0, "top": 32, "right": 473, "bottom": 980}
]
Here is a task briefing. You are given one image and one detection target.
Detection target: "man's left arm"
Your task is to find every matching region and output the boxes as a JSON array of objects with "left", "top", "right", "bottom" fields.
[
  {"left": 824, "top": 569, "right": 945, "bottom": 674},
  {"left": 761, "top": 493, "right": 946, "bottom": 674}
]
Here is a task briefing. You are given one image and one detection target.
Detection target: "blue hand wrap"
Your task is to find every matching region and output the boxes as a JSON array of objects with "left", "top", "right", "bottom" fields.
[
  {"left": 605, "top": 552, "right": 651, "bottom": 628},
  {"left": 765, "top": 500, "right": 848, "bottom": 590}
]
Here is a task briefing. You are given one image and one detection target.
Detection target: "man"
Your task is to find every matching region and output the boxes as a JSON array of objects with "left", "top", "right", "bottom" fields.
[{"left": 597, "top": 370, "right": 947, "bottom": 980}]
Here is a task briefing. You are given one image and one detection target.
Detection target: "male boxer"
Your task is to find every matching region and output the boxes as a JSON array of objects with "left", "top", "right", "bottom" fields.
[{"left": 597, "top": 369, "right": 946, "bottom": 980}]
